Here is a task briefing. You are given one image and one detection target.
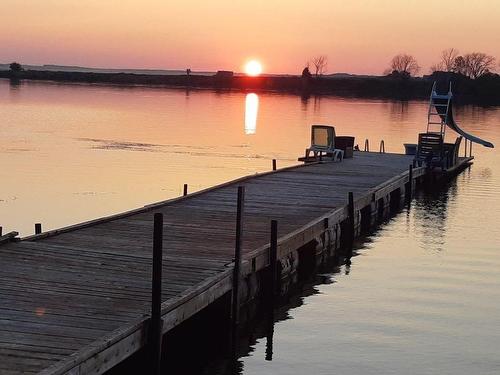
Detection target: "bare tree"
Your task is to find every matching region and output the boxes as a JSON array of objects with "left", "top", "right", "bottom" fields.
[
  {"left": 311, "top": 55, "right": 328, "bottom": 76},
  {"left": 388, "top": 54, "right": 420, "bottom": 76},
  {"left": 453, "top": 55, "right": 467, "bottom": 75},
  {"left": 441, "top": 48, "right": 459, "bottom": 71},
  {"left": 462, "top": 52, "right": 496, "bottom": 78},
  {"left": 430, "top": 48, "right": 459, "bottom": 73},
  {"left": 429, "top": 62, "right": 444, "bottom": 73}
]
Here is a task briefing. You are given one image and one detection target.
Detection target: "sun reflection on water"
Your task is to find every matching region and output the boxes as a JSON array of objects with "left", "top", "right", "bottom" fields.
[{"left": 244, "top": 93, "right": 259, "bottom": 135}]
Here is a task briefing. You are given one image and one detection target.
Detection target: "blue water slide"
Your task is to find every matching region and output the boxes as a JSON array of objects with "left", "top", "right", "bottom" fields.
[{"left": 432, "top": 92, "right": 494, "bottom": 148}]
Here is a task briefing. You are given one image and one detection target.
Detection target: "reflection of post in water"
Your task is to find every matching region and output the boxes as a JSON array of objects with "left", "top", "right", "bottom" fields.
[
  {"left": 413, "top": 182, "right": 455, "bottom": 252},
  {"left": 344, "top": 257, "right": 351, "bottom": 275},
  {"left": 265, "top": 220, "right": 278, "bottom": 361},
  {"left": 265, "top": 319, "right": 274, "bottom": 361},
  {"left": 9, "top": 78, "right": 21, "bottom": 91},
  {"left": 300, "top": 93, "right": 310, "bottom": 112},
  {"left": 244, "top": 93, "right": 259, "bottom": 135},
  {"left": 313, "top": 95, "right": 322, "bottom": 112}
]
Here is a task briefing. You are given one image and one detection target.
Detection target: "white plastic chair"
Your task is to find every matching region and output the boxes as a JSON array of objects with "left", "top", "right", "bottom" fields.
[{"left": 305, "top": 125, "right": 344, "bottom": 161}]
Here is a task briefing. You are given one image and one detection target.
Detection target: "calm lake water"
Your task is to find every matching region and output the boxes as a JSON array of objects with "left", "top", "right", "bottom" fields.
[{"left": 1, "top": 79, "right": 499, "bottom": 374}]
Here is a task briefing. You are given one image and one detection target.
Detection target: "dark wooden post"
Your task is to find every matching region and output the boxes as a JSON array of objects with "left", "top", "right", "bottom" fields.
[
  {"left": 469, "top": 141, "right": 473, "bottom": 157},
  {"left": 231, "top": 186, "right": 245, "bottom": 351},
  {"left": 35, "top": 223, "right": 42, "bottom": 235},
  {"left": 150, "top": 213, "right": 163, "bottom": 375},
  {"left": 323, "top": 217, "right": 329, "bottom": 248},
  {"left": 408, "top": 164, "right": 413, "bottom": 205},
  {"left": 272, "top": 159, "right": 277, "bottom": 171},
  {"left": 348, "top": 192, "right": 355, "bottom": 245},
  {"left": 0, "top": 226, "right": 2, "bottom": 236},
  {"left": 183, "top": 184, "right": 188, "bottom": 196},
  {"left": 265, "top": 219, "right": 278, "bottom": 361},
  {"left": 464, "top": 139, "right": 468, "bottom": 157},
  {"left": 364, "top": 139, "right": 369, "bottom": 152},
  {"left": 269, "top": 220, "right": 278, "bottom": 302}
]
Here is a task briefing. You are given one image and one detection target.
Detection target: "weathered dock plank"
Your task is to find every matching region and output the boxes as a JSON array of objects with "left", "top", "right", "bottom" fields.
[{"left": 0, "top": 152, "right": 435, "bottom": 374}]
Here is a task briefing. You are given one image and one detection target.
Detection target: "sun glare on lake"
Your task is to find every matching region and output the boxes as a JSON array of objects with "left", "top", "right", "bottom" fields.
[{"left": 244, "top": 60, "right": 262, "bottom": 76}]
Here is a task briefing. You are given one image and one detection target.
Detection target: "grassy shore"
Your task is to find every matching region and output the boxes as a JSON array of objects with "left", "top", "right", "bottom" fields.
[{"left": 2, "top": 69, "right": 499, "bottom": 105}]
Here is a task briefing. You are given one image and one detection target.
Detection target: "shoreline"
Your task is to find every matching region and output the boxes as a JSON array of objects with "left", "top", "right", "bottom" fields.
[{"left": 2, "top": 70, "right": 499, "bottom": 105}]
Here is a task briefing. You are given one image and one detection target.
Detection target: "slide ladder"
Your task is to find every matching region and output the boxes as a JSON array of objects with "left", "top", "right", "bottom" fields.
[{"left": 427, "top": 82, "right": 451, "bottom": 137}]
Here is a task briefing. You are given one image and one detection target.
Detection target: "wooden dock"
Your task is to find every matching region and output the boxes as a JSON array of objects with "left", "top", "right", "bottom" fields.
[{"left": 0, "top": 152, "right": 471, "bottom": 375}]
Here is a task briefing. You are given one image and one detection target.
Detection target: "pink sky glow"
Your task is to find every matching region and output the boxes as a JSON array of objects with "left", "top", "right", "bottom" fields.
[{"left": 1, "top": 0, "right": 499, "bottom": 75}]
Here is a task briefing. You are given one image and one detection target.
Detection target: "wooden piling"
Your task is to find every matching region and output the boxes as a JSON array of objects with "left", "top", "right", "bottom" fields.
[
  {"left": 322, "top": 217, "right": 329, "bottom": 251},
  {"left": 364, "top": 139, "right": 369, "bottom": 152},
  {"left": 150, "top": 213, "right": 163, "bottom": 375},
  {"left": 408, "top": 164, "right": 413, "bottom": 202},
  {"left": 264, "top": 219, "right": 278, "bottom": 361},
  {"left": 272, "top": 159, "right": 277, "bottom": 171},
  {"left": 348, "top": 192, "right": 355, "bottom": 244},
  {"left": 269, "top": 220, "right": 278, "bottom": 301},
  {"left": 35, "top": 223, "right": 42, "bottom": 235},
  {"left": 183, "top": 184, "right": 188, "bottom": 196},
  {"left": 0, "top": 226, "right": 2, "bottom": 236},
  {"left": 231, "top": 186, "right": 245, "bottom": 349}
]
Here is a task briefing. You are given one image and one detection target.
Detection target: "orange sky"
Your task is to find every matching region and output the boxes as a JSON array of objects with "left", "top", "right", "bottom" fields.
[{"left": 1, "top": 0, "right": 499, "bottom": 75}]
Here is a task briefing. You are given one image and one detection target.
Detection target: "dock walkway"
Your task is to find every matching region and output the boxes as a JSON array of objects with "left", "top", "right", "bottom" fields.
[{"left": 1, "top": 152, "right": 431, "bottom": 374}]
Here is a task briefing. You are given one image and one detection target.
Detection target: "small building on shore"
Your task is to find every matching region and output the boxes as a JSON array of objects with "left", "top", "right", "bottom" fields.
[{"left": 215, "top": 70, "right": 234, "bottom": 78}]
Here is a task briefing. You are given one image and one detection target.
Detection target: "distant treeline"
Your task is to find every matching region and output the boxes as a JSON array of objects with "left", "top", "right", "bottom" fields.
[{"left": 1, "top": 69, "right": 500, "bottom": 105}]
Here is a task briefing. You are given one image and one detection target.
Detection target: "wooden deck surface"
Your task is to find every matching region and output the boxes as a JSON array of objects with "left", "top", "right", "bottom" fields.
[{"left": 0, "top": 152, "right": 417, "bottom": 374}]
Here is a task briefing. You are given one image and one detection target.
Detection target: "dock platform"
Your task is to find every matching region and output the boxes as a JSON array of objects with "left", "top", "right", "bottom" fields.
[{"left": 0, "top": 152, "right": 471, "bottom": 374}]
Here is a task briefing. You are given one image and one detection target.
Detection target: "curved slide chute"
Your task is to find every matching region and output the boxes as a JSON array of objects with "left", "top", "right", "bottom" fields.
[{"left": 430, "top": 83, "right": 494, "bottom": 148}]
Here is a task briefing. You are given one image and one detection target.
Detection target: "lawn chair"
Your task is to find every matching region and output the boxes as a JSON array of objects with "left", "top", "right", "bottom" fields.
[
  {"left": 414, "top": 132, "right": 444, "bottom": 168},
  {"left": 305, "top": 125, "right": 344, "bottom": 161},
  {"left": 443, "top": 136, "right": 462, "bottom": 169}
]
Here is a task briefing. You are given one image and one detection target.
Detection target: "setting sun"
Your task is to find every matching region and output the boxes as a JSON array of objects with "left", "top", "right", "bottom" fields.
[{"left": 244, "top": 60, "right": 263, "bottom": 76}]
